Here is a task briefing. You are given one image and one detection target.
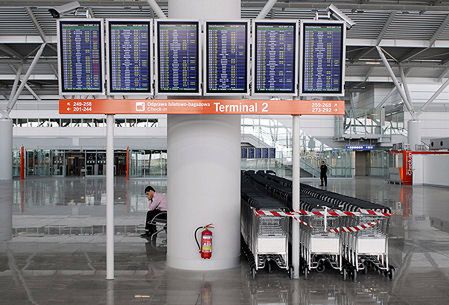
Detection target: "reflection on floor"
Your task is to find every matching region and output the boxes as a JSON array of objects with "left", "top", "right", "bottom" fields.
[{"left": 1, "top": 177, "right": 449, "bottom": 304}]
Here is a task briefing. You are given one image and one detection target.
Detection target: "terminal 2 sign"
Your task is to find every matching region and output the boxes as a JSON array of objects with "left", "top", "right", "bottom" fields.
[{"left": 59, "top": 99, "right": 345, "bottom": 115}]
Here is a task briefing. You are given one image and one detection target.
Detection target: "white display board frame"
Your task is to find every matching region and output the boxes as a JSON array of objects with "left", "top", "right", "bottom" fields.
[
  {"left": 252, "top": 19, "right": 299, "bottom": 97},
  {"left": 57, "top": 18, "right": 105, "bottom": 96},
  {"left": 204, "top": 20, "right": 250, "bottom": 97},
  {"left": 106, "top": 19, "right": 154, "bottom": 97},
  {"left": 299, "top": 20, "right": 346, "bottom": 97},
  {"left": 155, "top": 19, "right": 202, "bottom": 96}
]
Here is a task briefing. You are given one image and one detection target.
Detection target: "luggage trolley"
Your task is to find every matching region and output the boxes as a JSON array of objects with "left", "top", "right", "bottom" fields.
[
  {"left": 241, "top": 195, "right": 292, "bottom": 279},
  {"left": 340, "top": 206, "right": 395, "bottom": 281},
  {"left": 299, "top": 197, "right": 344, "bottom": 279}
]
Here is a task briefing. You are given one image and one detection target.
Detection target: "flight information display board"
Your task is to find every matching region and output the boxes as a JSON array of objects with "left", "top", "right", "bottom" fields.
[
  {"left": 156, "top": 21, "right": 200, "bottom": 95},
  {"left": 205, "top": 21, "right": 249, "bottom": 95},
  {"left": 58, "top": 19, "right": 104, "bottom": 95},
  {"left": 301, "top": 21, "right": 345, "bottom": 96},
  {"left": 107, "top": 20, "right": 152, "bottom": 95},
  {"left": 253, "top": 21, "right": 298, "bottom": 95}
]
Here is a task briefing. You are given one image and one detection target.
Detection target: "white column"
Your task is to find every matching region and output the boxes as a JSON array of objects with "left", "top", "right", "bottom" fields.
[
  {"left": 408, "top": 120, "right": 421, "bottom": 150},
  {"left": 291, "top": 115, "right": 300, "bottom": 278},
  {"left": 167, "top": 115, "right": 241, "bottom": 270},
  {"left": 0, "top": 118, "right": 13, "bottom": 241},
  {"left": 106, "top": 115, "right": 115, "bottom": 279},
  {"left": 166, "top": 0, "right": 241, "bottom": 271}
]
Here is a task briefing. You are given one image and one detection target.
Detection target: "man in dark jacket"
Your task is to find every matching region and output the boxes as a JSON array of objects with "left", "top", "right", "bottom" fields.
[{"left": 320, "top": 161, "right": 328, "bottom": 187}]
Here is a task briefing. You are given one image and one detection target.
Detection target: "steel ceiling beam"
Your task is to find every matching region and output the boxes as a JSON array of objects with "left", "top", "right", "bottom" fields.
[
  {"left": 25, "top": 7, "right": 57, "bottom": 53},
  {"left": 376, "top": 46, "right": 416, "bottom": 119},
  {"left": 257, "top": 0, "right": 277, "bottom": 19},
  {"left": 400, "top": 14, "right": 449, "bottom": 62},
  {"left": 6, "top": 43, "right": 46, "bottom": 114},
  {"left": 351, "top": 11, "right": 397, "bottom": 63},
  {"left": 0, "top": 45, "right": 23, "bottom": 59}
]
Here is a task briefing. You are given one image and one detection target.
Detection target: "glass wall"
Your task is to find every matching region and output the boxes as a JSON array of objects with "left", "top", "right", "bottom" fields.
[{"left": 130, "top": 150, "right": 167, "bottom": 177}]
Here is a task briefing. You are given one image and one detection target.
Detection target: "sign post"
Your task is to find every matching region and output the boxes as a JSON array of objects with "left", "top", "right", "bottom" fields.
[{"left": 106, "top": 114, "right": 115, "bottom": 280}]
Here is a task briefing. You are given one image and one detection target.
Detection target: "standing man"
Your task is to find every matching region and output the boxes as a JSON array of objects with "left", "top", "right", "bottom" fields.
[
  {"left": 319, "top": 161, "right": 328, "bottom": 187},
  {"left": 141, "top": 185, "right": 167, "bottom": 238}
]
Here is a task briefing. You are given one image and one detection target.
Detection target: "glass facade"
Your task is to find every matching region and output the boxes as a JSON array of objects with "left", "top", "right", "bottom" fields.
[{"left": 12, "top": 149, "right": 167, "bottom": 178}]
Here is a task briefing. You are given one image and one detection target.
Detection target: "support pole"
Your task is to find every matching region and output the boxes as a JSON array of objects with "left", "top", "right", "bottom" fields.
[
  {"left": 6, "top": 43, "right": 46, "bottom": 114},
  {"left": 0, "top": 119, "right": 13, "bottom": 241},
  {"left": 292, "top": 115, "right": 301, "bottom": 279},
  {"left": 376, "top": 46, "right": 416, "bottom": 119},
  {"left": 399, "top": 67, "right": 414, "bottom": 107},
  {"left": 9, "top": 65, "right": 23, "bottom": 100},
  {"left": 418, "top": 77, "right": 449, "bottom": 114},
  {"left": 147, "top": 0, "right": 167, "bottom": 19},
  {"left": 375, "top": 86, "right": 397, "bottom": 110},
  {"left": 106, "top": 115, "right": 115, "bottom": 280},
  {"left": 125, "top": 146, "right": 129, "bottom": 180},
  {"left": 257, "top": 0, "right": 278, "bottom": 19},
  {"left": 20, "top": 146, "right": 25, "bottom": 180}
]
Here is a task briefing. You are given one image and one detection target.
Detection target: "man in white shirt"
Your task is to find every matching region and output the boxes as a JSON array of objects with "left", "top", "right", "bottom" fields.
[{"left": 141, "top": 185, "right": 167, "bottom": 238}]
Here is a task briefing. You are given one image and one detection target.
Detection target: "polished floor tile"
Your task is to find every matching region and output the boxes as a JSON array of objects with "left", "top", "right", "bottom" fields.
[{"left": 0, "top": 177, "right": 449, "bottom": 304}]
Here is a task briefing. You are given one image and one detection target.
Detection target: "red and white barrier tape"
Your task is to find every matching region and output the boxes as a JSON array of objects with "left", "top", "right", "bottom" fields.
[
  {"left": 293, "top": 217, "right": 314, "bottom": 228},
  {"left": 255, "top": 209, "right": 391, "bottom": 218},
  {"left": 328, "top": 221, "right": 380, "bottom": 233}
]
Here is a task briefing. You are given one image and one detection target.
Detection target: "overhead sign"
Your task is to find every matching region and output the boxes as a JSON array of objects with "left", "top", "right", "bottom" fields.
[
  {"left": 253, "top": 20, "right": 298, "bottom": 96},
  {"left": 205, "top": 21, "right": 249, "bottom": 95},
  {"left": 107, "top": 19, "right": 152, "bottom": 95},
  {"left": 58, "top": 19, "right": 104, "bottom": 95},
  {"left": 59, "top": 99, "right": 344, "bottom": 115},
  {"left": 156, "top": 20, "right": 201, "bottom": 95},
  {"left": 345, "top": 145, "right": 375, "bottom": 151},
  {"left": 300, "top": 21, "right": 345, "bottom": 96}
]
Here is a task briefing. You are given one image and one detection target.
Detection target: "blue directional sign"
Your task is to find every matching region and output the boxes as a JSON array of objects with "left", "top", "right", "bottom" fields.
[
  {"left": 206, "top": 21, "right": 249, "bottom": 95},
  {"left": 301, "top": 22, "right": 345, "bottom": 96},
  {"left": 157, "top": 21, "right": 200, "bottom": 95},
  {"left": 108, "top": 20, "right": 151, "bottom": 94},
  {"left": 58, "top": 19, "right": 104, "bottom": 94},
  {"left": 254, "top": 21, "right": 297, "bottom": 95}
]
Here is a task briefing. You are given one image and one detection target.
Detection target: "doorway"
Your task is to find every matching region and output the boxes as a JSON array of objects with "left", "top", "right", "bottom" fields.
[
  {"left": 65, "top": 152, "right": 86, "bottom": 176},
  {"left": 355, "top": 151, "right": 370, "bottom": 176}
]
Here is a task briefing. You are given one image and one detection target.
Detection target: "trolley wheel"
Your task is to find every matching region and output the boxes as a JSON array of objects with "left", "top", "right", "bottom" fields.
[
  {"left": 316, "top": 263, "right": 325, "bottom": 273},
  {"left": 352, "top": 268, "right": 357, "bottom": 282},
  {"left": 342, "top": 267, "right": 348, "bottom": 281},
  {"left": 251, "top": 267, "right": 256, "bottom": 279},
  {"left": 288, "top": 266, "right": 294, "bottom": 279},
  {"left": 388, "top": 266, "right": 395, "bottom": 280},
  {"left": 363, "top": 265, "right": 368, "bottom": 274}
]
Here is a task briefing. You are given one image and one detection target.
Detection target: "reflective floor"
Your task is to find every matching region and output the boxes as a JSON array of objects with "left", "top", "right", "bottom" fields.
[{"left": 1, "top": 177, "right": 449, "bottom": 304}]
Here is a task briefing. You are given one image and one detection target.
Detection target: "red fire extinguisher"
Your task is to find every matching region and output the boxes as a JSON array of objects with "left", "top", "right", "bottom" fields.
[{"left": 195, "top": 224, "right": 214, "bottom": 259}]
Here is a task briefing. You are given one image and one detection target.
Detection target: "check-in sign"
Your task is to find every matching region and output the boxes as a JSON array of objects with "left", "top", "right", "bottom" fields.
[{"left": 59, "top": 99, "right": 345, "bottom": 115}]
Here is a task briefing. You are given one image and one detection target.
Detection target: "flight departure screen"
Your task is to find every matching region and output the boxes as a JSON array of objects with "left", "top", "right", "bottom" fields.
[
  {"left": 206, "top": 22, "right": 248, "bottom": 94},
  {"left": 157, "top": 21, "right": 199, "bottom": 94},
  {"left": 108, "top": 21, "right": 151, "bottom": 94},
  {"left": 254, "top": 22, "right": 296, "bottom": 94},
  {"left": 59, "top": 20, "right": 103, "bottom": 93},
  {"left": 302, "top": 22, "right": 344, "bottom": 95}
]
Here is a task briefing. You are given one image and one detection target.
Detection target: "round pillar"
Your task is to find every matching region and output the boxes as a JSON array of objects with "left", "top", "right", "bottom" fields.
[
  {"left": 0, "top": 118, "right": 13, "bottom": 241},
  {"left": 167, "top": 115, "right": 241, "bottom": 270},
  {"left": 408, "top": 120, "right": 421, "bottom": 150},
  {"left": 167, "top": 0, "right": 241, "bottom": 270}
]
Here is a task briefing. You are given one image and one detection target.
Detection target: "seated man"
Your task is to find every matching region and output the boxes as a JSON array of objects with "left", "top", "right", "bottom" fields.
[{"left": 140, "top": 185, "right": 167, "bottom": 238}]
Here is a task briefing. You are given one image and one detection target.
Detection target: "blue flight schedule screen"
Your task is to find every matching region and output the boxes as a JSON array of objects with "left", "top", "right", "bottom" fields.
[
  {"left": 59, "top": 20, "right": 103, "bottom": 93},
  {"left": 157, "top": 21, "right": 199, "bottom": 93},
  {"left": 109, "top": 21, "right": 151, "bottom": 93},
  {"left": 206, "top": 22, "right": 248, "bottom": 94},
  {"left": 302, "top": 23, "right": 344, "bottom": 94},
  {"left": 254, "top": 22, "right": 296, "bottom": 94}
]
